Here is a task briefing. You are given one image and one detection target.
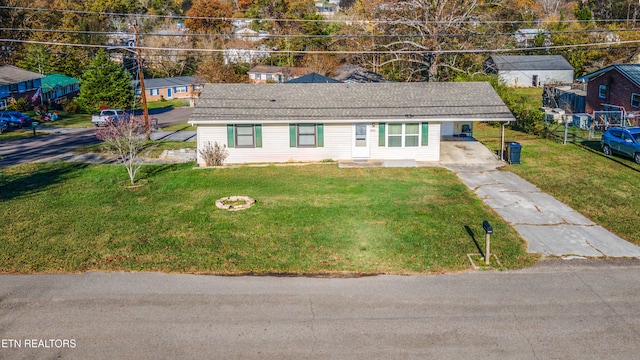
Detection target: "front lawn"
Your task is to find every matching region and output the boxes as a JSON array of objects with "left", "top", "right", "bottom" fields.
[
  {"left": 0, "top": 162, "right": 536, "bottom": 274},
  {"left": 474, "top": 122, "right": 640, "bottom": 245}
]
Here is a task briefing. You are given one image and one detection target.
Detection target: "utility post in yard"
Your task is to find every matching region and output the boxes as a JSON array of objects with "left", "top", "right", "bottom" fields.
[{"left": 132, "top": 21, "right": 151, "bottom": 141}]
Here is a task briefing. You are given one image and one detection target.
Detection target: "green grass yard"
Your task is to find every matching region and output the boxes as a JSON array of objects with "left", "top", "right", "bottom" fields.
[{"left": 0, "top": 162, "right": 536, "bottom": 274}]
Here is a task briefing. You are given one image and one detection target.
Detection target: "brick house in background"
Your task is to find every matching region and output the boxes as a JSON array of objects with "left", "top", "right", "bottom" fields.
[
  {"left": 132, "top": 76, "right": 202, "bottom": 104},
  {"left": 579, "top": 64, "right": 640, "bottom": 120}
]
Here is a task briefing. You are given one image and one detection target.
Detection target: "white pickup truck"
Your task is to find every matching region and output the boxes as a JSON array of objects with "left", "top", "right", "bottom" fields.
[{"left": 91, "top": 109, "right": 130, "bottom": 126}]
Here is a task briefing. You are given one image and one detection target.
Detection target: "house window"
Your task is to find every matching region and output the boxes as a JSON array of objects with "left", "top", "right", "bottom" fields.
[
  {"left": 632, "top": 93, "right": 640, "bottom": 108},
  {"left": 599, "top": 85, "right": 607, "bottom": 99},
  {"left": 235, "top": 124, "right": 255, "bottom": 147},
  {"left": 175, "top": 86, "right": 187, "bottom": 93},
  {"left": 266, "top": 74, "right": 273, "bottom": 81},
  {"left": 150, "top": 88, "right": 159, "bottom": 96},
  {"left": 387, "top": 123, "right": 420, "bottom": 147},
  {"left": 298, "top": 124, "right": 316, "bottom": 147},
  {"left": 227, "top": 124, "right": 262, "bottom": 148},
  {"left": 289, "top": 124, "right": 324, "bottom": 148},
  {"left": 378, "top": 123, "right": 429, "bottom": 147}
]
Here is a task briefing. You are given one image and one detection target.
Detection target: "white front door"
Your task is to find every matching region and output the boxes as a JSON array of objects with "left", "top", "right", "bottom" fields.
[{"left": 352, "top": 123, "right": 370, "bottom": 158}]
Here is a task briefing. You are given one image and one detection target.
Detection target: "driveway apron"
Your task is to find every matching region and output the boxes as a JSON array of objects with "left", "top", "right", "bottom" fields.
[{"left": 441, "top": 140, "right": 640, "bottom": 258}]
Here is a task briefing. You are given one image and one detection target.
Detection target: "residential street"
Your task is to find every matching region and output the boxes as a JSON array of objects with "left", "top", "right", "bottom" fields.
[
  {"left": 1, "top": 259, "right": 639, "bottom": 359},
  {"left": 0, "top": 107, "right": 195, "bottom": 168}
]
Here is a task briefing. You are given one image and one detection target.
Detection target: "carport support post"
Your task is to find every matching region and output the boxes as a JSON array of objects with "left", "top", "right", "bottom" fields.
[{"left": 500, "top": 122, "right": 506, "bottom": 161}]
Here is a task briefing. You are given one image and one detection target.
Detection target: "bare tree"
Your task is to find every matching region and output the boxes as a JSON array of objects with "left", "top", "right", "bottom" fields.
[
  {"left": 352, "top": 0, "right": 479, "bottom": 81},
  {"left": 96, "top": 116, "right": 147, "bottom": 185}
]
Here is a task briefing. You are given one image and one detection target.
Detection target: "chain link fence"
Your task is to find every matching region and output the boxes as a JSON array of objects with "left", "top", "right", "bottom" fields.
[{"left": 543, "top": 110, "right": 637, "bottom": 144}]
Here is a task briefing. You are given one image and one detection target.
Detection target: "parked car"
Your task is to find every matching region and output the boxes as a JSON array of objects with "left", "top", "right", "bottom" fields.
[
  {"left": 0, "top": 119, "right": 7, "bottom": 134},
  {"left": 601, "top": 127, "right": 640, "bottom": 164},
  {"left": 91, "top": 109, "right": 130, "bottom": 127},
  {"left": 0, "top": 111, "right": 32, "bottom": 128}
]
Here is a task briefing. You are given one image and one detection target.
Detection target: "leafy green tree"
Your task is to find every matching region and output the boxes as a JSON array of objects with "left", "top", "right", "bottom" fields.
[{"left": 77, "top": 50, "right": 134, "bottom": 114}]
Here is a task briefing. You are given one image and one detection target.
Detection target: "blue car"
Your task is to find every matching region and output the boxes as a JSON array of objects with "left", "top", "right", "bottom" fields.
[
  {"left": 601, "top": 127, "right": 640, "bottom": 164},
  {"left": 0, "top": 119, "right": 7, "bottom": 134},
  {"left": 0, "top": 111, "right": 32, "bottom": 128}
]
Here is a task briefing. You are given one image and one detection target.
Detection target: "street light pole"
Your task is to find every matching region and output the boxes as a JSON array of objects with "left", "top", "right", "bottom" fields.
[{"left": 132, "top": 21, "right": 150, "bottom": 140}]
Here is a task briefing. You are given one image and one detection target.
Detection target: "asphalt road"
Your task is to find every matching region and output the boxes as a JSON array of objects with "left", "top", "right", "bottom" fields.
[
  {"left": 1, "top": 259, "right": 639, "bottom": 359},
  {"left": 0, "top": 128, "right": 100, "bottom": 168},
  {"left": 0, "top": 107, "right": 195, "bottom": 168}
]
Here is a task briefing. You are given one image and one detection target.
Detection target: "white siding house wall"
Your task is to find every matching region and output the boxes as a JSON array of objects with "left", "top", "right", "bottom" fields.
[
  {"left": 196, "top": 122, "right": 441, "bottom": 165},
  {"left": 500, "top": 70, "right": 574, "bottom": 87},
  {"left": 369, "top": 122, "right": 440, "bottom": 161},
  {"left": 441, "top": 121, "right": 454, "bottom": 136}
]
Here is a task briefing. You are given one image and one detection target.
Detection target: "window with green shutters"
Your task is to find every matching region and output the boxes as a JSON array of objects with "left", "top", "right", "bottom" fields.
[
  {"left": 227, "top": 124, "right": 262, "bottom": 148},
  {"left": 289, "top": 124, "right": 324, "bottom": 147},
  {"left": 378, "top": 122, "right": 428, "bottom": 147}
]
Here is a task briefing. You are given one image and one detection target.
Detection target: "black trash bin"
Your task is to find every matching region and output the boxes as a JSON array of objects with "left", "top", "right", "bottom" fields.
[{"left": 506, "top": 142, "right": 522, "bottom": 164}]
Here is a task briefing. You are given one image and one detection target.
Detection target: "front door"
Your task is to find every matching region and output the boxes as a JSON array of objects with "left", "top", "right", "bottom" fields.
[{"left": 352, "top": 123, "right": 370, "bottom": 158}]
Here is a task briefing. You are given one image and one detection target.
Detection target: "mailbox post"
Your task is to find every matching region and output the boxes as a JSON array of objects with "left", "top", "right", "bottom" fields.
[
  {"left": 482, "top": 221, "right": 493, "bottom": 265},
  {"left": 31, "top": 121, "right": 40, "bottom": 136}
]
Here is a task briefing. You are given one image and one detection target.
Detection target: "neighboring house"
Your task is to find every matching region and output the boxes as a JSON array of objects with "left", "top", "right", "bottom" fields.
[
  {"left": 233, "top": 28, "right": 269, "bottom": 42},
  {"left": 132, "top": 76, "right": 202, "bottom": 103},
  {"left": 315, "top": 1, "right": 338, "bottom": 17},
  {"left": 248, "top": 66, "right": 309, "bottom": 83},
  {"left": 0, "top": 65, "right": 43, "bottom": 109},
  {"left": 223, "top": 47, "right": 270, "bottom": 65},
  {"left": 40, "top": 74, "right": 80, "bottom": 105},
  {"left": 188, "top": 82, "right": 515, "bottom": 165},
  {"left": 514, "top": 28, "right": 546, "bottom": 47},
  {"left": 284, "top": 72, "right": 341, "bottom": 83},
  {"left": 484, "top": 55, "right": 574, "bottom": 87},
  {"left": 579, "top": 64, "right": 640, "bottom": 124}
]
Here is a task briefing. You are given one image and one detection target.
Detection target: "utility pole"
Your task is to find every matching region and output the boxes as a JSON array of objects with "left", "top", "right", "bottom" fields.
[{"left": 132, "top": 21, "right": 150, "bottom": 140}]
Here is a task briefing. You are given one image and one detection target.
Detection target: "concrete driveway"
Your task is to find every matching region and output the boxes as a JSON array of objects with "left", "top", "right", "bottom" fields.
[{"left": 441, "top": 138, "right": 640, "bottom": 258}]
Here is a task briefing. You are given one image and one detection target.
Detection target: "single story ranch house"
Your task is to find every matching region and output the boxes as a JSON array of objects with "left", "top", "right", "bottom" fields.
[{"left": 188, "top": 82, "right": 515, "bottom": 165}]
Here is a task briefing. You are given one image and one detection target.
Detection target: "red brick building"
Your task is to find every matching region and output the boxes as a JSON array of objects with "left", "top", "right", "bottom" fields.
[{"left": 581, "top": 64, "right": 640, "bottom": 116}]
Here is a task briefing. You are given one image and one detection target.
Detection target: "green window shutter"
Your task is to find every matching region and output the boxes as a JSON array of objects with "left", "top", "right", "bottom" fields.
[
  {"left": 421, "top": 122, "right": 429, "bottom": 146},
  {"left": 255, "top": 124, "right": 262, "bottom": 148},
  {"left": 227, "top": 124, "right": 235, "bottom": 148},
  {"left": 378, "top": 123, "right": 386, "bottom": 146},
  {"left": 289, "top": 124, "right": 297, "bottom": 147},
  {"left": 316, "top": 124, "right": 324, "bottom": 147}
]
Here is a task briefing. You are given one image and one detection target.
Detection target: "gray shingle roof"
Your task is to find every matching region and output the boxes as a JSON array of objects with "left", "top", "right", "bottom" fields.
[
  {"left": 189, "top": 82, "right": 515, "bottom": 124},
  {"left": 0, "top": 65, "right": 44, "bottom": 85},
  {"left": 486, "top": 55, "right": 574, "bottom": 71},
  {"left": 579, "top": 64, "right": 640, "bottom": 88},
  {"left": 284, "top": 72, "right": 341, "bottom": 83}
]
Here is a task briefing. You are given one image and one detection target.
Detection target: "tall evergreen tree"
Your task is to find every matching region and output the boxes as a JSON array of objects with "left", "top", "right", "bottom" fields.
[{"left": 77, "top": 50, "right": 134, "bottom": 114}]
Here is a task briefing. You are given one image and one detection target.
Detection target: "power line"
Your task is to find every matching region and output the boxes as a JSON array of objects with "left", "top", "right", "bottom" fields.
[
  {"left": 2, "top": 38, "right": 638, "bottom": 55},
  {"left": 2, "top": 26, "right": 639, "bottom": 40}
]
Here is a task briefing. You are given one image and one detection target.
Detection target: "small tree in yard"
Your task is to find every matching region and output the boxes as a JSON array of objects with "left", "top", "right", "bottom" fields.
[
  {"left": 199, "top": 141, "right": 228, "bottom": 167},
  {"left": 96, "top": 116, "right": 146, "bottom": 185}
]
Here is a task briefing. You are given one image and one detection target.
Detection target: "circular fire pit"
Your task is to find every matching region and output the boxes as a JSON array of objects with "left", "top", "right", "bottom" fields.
[{"left": 215, "top": 196, "right": 256, "bottom": 211}]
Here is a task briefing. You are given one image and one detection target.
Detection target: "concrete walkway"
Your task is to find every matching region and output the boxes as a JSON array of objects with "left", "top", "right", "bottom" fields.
[{"left": 440, "top": 140, "right": 640, "bottom": 258}]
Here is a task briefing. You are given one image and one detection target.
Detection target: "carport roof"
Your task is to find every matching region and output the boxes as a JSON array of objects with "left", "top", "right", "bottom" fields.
[{"left": 189, "top": 82, "right": 515, "bottom": 124}]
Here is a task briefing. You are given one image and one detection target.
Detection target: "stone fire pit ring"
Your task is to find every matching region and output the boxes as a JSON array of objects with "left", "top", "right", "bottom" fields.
[{"left": 215, "top": 196, "right": 256, "bottom": 211}]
